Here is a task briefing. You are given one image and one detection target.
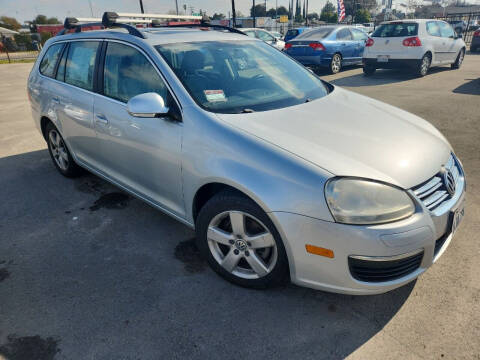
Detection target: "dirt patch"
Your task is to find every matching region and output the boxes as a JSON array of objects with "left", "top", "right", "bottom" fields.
[
  {"left": 0, "top": 335, "right": 60, "bottom": 360},
  {"left": 0, "top": 268, "right": 10, "bottom": 282},
  {"left": 89, "top": 192, "right": 130, "bottom": 212},
  {"left": 75, "top": 176, "right": 108, "bottom": 195},
  {"left": 174, "top": 238, "right": 206, "bottom": 274}
]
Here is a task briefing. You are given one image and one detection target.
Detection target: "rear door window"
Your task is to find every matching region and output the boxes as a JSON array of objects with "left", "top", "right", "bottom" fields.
[
  {"left": 65, "top": 41, "right": 100, "bottom": 91},
  {"left": 39, "top": 43, "right": 64, "bottom": 78},
  {"left": 438, "top": 22, "right": 455, "bottom": 38},
  {"left": 352, "top": 28, "right": 368, "bottom": 41},
  {"left": 426, "top": 21, "right": 441, "bottom": 37},
  {"left": 336, "top": 28, "right": 353, "bottom": 41},
  {"left": 372, "top": 23, "right": 418, "bottom": 37},
  {"left": 103, "top": 42, "right": 168, "bottom": 103},
  {"left": 286, "top": 29, "right": 299, "bottom": 38}
]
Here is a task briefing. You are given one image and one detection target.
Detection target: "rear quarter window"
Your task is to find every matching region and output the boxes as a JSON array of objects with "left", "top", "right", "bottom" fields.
[
  {"left": 39, "top": 43, "right": 64, "bottom": 78},
  {"left": 372, "top": 23, "right": 418, "bottom": 37}
]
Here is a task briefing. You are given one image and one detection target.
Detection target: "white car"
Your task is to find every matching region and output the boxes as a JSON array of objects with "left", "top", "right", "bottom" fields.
[
  {"left": 363, "top": 19, "right": 466, "bottom": 77},
  {"left": 242, "top": 28, "right": 286, "bottom": 50}
]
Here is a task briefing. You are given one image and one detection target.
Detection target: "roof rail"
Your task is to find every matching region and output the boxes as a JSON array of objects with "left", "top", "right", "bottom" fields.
[
  {"left": 57, "top": 15, "right": 146, "bottom": 38},
  {"left": 102, "top": 12, "right": 202, "bottom": 27},
  {"left": 157, "top": 23, "right": 246, "bottom": 36}
]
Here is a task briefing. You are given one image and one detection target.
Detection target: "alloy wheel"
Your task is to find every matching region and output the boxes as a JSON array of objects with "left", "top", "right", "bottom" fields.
[
  {"left": 420, "top": 55, "right": 430, "bottom": 76},
  {"left": 49, "top": 129, "right": 69, "bottom": 171},
  {"left": 207, "top": 211, "right": 278, "bottom": 279},
  {"left": 331, "top": 55, "right": 341, "bottom": 74}
]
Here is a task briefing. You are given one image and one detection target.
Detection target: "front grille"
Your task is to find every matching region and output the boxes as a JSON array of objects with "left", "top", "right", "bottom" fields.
[
  {"left": 412, "top": 154, "right": 460, "bottom": 211},
  {"left": 349, "top": 251, "right": 424, "bottom": 282}
]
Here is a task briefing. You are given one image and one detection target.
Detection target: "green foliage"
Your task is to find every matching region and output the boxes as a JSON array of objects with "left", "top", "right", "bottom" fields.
[
  {"left": 320, "top": 1, "right": 338, "bottom": 23},
  {"left": 266, "top": 6, "right": 289, "bottom": 18},
  {"left": 211, "top": 13, "right": 225, "bottom": 20},
  {"left": 32, "top": 15, "right": 61, "bottom": 25},
  {"left": 354, "top": 9, "right": 371, "bottom": 23},
  {"left": 250, "top": 4, "right": 267, "bottom": 17},
  {"left": 0, "top": 16, "right": 21, "bottom": 31}
]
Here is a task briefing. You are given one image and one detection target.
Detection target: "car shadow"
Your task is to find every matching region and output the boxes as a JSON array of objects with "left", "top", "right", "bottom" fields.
[
  {"left": 0, "top": 149, "right": 415, "bottom": 359},
  {"left": 452, "top": 77, "right": 480, "bottom": 95},
  {"left": 330, "top": 66, "right": 454, "bottom": 87}
]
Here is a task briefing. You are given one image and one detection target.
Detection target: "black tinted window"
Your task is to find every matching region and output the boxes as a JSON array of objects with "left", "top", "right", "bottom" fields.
[
  {"left": 372, "top": 23, "right": 418, "bottom": 37},
  {"left": 286, "top": 29, "right": 299, "bottom": 37},
  {"left": 65, "top": 41, "right": 99, "bottom": 91},
  {"left": 104, "top": 42, "right": 167, "bottom": 103},
  {"left": 337, "top": 28, "right": 353, "bottom": 40},
  {"left": 39, "top": 43, "right": 63, "bottom": 77}
]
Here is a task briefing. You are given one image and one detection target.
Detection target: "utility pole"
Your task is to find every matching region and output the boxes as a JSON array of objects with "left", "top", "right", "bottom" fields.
[
  {"left": 253, "top": 0, "right": 256, "bottom": 27},
  {"left": 139, "top": 0, "right": 145, "bottom": 13},
  {"left": 305, "top": 0, "right": 308, "bottom": 26},
  {"left": 232, "top": 0, "right": 237, "bottom": 27},
  {"left": 175, "top": 0, "right": 179, "bottom": 15},
  {"left": 88, "top": 0, "right": 94, "bottom": 17}
]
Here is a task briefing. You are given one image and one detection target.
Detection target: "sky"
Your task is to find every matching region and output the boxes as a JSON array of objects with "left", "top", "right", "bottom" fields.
[{"left": 0, "top": 0, "right": 333, "bottom": 24}]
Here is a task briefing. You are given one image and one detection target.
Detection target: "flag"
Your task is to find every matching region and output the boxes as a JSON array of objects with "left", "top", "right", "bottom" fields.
[{"left": 337, "top": 0, "right": 345, "bottom": 22}]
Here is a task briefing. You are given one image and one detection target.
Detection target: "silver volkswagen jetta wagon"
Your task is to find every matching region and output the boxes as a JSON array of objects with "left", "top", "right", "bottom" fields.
[{"left": 28, "top": 13, "right": 465, "bottom": 295}]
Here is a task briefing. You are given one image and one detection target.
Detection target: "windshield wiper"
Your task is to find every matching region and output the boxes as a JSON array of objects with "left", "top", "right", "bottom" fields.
[{"left": 240, "top": 108, "right": 255, "bottom": 113}]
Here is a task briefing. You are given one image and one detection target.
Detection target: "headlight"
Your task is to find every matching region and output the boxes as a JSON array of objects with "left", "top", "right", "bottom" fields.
[{"left": 325, "top": 178, "right": 415, "bottom": 225}]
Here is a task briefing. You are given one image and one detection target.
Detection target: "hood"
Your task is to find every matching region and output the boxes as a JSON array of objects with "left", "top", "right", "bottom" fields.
[{"left": 216, "top": 86, "right": 451, "bottom": 189}]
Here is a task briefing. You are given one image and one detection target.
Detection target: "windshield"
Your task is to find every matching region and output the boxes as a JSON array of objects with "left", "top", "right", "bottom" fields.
[
  {"left": 371, "top": 23, "right": 418, "bottom": 37},
  {"left": 295, "top": 28, "right": 334, "bottom": 40},
  {"left": 156, "top": 41, "right": 329, "bottom": 114}
]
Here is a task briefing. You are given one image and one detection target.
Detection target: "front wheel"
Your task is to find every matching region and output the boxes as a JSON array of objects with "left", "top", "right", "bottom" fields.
[
  {"left": 195, "top": 191, "right": 289, "bottom": 289},
  {"left": 451, "top": 48, "right": 465, "bottom": 69},
  {"left": 330, "top": 53, "right": 342, "bottom": 74},
  {"left": 416, "top": 53, "right": 431, "bottom": 77}
]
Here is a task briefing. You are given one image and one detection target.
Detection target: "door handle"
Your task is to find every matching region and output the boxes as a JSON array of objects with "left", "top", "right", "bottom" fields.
[{"left": 95, "top": 114, "right": 109, "bottom": 125}]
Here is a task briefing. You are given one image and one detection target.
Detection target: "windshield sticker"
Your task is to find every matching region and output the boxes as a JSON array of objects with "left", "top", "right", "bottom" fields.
[{"left": 204, "top": 90, "right": 227, "bottom": 102}]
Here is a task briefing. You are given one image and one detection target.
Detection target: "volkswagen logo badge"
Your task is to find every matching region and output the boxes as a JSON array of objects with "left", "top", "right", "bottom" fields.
[{"left": 443, "top": 167, "right": 456, "bottom": 196}]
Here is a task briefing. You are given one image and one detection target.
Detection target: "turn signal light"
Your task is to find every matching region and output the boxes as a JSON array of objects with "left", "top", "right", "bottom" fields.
[
  {"left": 402, "top": 36, "right": 422, "bottom": 47},
  {"left": 365, "top": 38, "right": 375, "bottom": 47},
  {"left": 309, "top": 42, "right": 325, "bottom": 51},
  {"left": 284, "top": 43, "right": 292, "bottom": 50},
  {"left": 305, "top": 244, "right": 334, "bottom": 258}
]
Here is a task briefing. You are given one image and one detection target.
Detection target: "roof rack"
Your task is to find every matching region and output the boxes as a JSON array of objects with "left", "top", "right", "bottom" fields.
[{"left": 57, "top": 12, "right": 245, "bottom": 39}]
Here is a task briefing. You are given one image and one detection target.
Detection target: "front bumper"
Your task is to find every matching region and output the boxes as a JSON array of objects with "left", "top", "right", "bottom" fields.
[
  {"left": 271, "top": 173, "right": 466, "bottom": 295},
  {"left": 363, "top": 58, "right": 421, "bottom": 70}
]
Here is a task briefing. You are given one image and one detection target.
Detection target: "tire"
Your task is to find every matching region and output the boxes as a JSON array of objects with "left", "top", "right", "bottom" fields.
[
  {"left": 363, "top": 65, "right": 376, "bottom": 76},
  {"left": 329, "top": 53, "right": 342, "bottom": 74},
  {"left": 451, "top": 48, "right": 465, "bottom": 69},
  {"left": 416, "top": 53, "right": 431, "bottom": 77},
  {"left": 195, "top": 191, "right": 289, "bottom": 289},
  {"left": 46, "top": 122, "right": 83, "bottom": 178}
]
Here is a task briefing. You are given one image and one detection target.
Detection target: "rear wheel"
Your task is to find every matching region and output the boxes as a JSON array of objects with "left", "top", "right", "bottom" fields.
[
  {"left": 416, "top": 53, "right": 431, "bottom": 77},
  {"left": 46, "top": 122, "right": 83, "bottom": 178},
  {"left": 451, "top": 48, "right": 465, "bottom": 69},
  {"left": 195, "top": 191, "right": 289, "bottom": 289},
  {"left": 330, "top": 53, "right": 342, "bottom": 74},
  {"left": 363, "top": 65, "right": 376, "bottom": 76}
]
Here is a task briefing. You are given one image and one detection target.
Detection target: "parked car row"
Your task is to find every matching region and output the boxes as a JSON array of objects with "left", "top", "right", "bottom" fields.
[{"left": 282, "top": 20, "right": 466, "bottom": 77}]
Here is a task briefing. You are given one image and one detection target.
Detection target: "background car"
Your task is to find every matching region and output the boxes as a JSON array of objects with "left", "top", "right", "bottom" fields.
[
  {"left": 471, "top": 29, "right": 480, "bottom": 52},
  {"left": 242, "top": 28, "right": 285, "bottom": 50},
  {"left": 363, "top": 20, "right": 466, "bottom": 77},
  {"left": 284, "top": 26, "right": 368, "bottom": 74},
  {"left": 284, "top": 27, "right": 309, "bottom": 42},
  {"left": 448, "top": 20, "right": 467, "bottom": 34}
]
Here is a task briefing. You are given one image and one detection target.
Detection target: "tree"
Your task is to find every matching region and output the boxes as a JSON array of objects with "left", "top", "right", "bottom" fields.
[
  {"left": 307, "top": 12, "right": 319, "bottom": 20},
  {"left": 250, "top": 4, "right": 267, "bottom": 17},
  {"left": 342, "top": 0, "right": 376, "bottom": 18},
  {"left": 320, "top": 1, "right": 338, "bottom": 23},
  {"left": 266, "top": 6, "right": 289, "bottom": 18},
  {"left": 354, "top": 9, "right": 371, "bottom": 23},
  {"left": 211, "top": 13, "right": 226, "bottom": 20},
  {"left": 32, "top": 15, "right": 61, "bottom": 25},
  {"left": 0, "top": 16, "right": 21, "bottom": 31}
]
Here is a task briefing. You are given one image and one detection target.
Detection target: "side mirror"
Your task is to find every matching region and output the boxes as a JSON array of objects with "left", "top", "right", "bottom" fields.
[{"left": 127, "top": 92, "right": 169, "bottom": 118}]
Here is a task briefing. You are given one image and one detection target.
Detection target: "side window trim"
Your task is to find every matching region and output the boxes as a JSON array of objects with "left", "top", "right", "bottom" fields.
[
  {"left": 98, "top": 40, "right": 182, "bottom": 113},
  {"left": 55, "top": 42, "right": 69, "bottom": 81},
  {"left": 39, "top": 42, "right": 65, "bottom": 78},
  {"left": 51, "top": 43, "right": 66, "bottom": 78},
  {"left": 94, "top": 41, "right": 107, "bottom": 94}
]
